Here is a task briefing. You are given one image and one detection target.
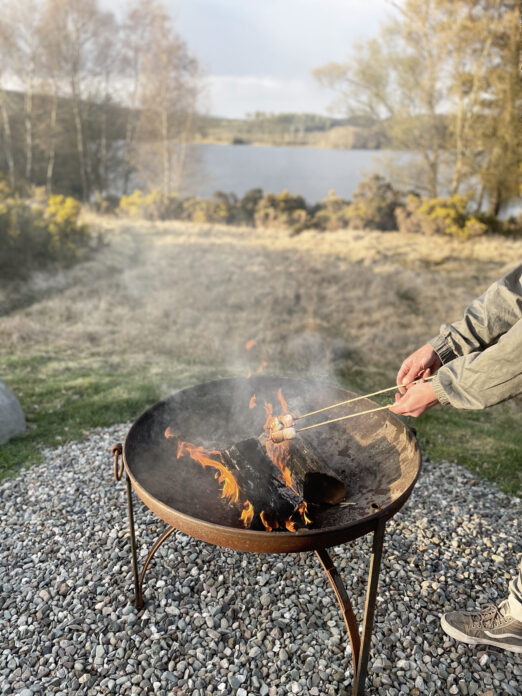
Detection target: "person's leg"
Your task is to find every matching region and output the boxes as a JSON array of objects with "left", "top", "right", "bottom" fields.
[
  {"left": 507, "top": 557, "right": 522, "bottom": 621},
  {"left": 440, "top": 557, "right": 522, "bottom": 653}
]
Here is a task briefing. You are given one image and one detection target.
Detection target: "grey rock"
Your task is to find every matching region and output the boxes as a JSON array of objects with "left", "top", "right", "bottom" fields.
[
  {"left": 0, "top": 380, "right": 26, "bottom": 444},
  {"left": 228, "top": 675, "right": 241, "bottom": 690}
]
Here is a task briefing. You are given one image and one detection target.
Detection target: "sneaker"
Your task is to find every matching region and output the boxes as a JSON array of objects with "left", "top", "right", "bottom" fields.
[{"left": 441, "top": 600, "right": 522, "bottom": 653}]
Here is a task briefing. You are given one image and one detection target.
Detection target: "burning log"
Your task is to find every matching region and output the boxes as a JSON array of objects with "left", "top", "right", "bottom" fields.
[
  {"left": 223, "top": 433, "right": 346, "bottom": 530},
  {"left": 166, "top": 390, "right": 347, "bottom": 532},
  {"left": 220, "top": 438, "right": 302, "bottom": 531},
  {"left": 259, "top": 433, "right": 346, "bottom": 505}
]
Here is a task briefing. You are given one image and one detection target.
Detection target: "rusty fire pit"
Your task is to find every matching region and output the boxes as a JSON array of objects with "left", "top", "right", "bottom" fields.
[{"left": 111, "top": 376, "right": 421, "bottom": 695}]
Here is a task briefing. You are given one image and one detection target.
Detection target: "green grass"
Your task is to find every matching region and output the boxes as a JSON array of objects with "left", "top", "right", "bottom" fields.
[
  {"left": 0, "top": 351, "right": 226, "bottom": 480},
  {"left": 416, "top": 406, "right": 522, "bottom": 496},
  {"left": 1, "top": 351, "right": 520, "bottom": 497}
]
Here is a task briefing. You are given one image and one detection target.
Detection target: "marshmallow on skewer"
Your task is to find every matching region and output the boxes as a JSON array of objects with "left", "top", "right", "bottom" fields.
[{"left": 270, "top": 426, "right": 297, "bottom": 442}]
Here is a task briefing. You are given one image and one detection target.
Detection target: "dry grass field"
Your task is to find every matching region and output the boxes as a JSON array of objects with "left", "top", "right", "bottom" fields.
[{"left": 1, "top": 217, "right": 520, "bottom": 492}]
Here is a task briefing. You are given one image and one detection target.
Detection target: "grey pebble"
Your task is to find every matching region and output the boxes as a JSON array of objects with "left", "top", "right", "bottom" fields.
[{"left": 0, "top": 428, "right": 519, "bottom": 696}]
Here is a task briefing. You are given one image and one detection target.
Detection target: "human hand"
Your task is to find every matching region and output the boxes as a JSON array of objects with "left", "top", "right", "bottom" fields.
[
  {"left": 389, "top": 381, "right": 439, "bottom": 418},
  {"left": 396, "top": 343, "right": 442, "bottom": 394}
]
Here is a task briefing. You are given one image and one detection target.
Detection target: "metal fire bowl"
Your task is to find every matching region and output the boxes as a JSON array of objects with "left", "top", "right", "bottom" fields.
[{"left": 123, "top": 376, "right": 421, "bottom": 554}]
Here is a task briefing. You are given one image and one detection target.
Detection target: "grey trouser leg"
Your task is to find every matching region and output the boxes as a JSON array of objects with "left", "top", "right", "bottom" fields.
[{"left": 508, "top": 557, "right": 522, "bottom": 622}]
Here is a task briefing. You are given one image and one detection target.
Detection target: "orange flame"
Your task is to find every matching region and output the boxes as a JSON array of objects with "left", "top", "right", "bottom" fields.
[
  {"left": 263, "top": 401, "right": 273, "bottom": 427},
  {"left": 249, "top": 394, "right": 257, "bottom": 409},
  {"left": 262, "top": 390, "right": 314, "bottom": 529},
  {"left": 257, "top": 360, "right": 268, "bottom": 374},
  {"left": 240, "top": 500, "right": 254, "bottom": 527},
  {"left": 298, "top": 500, "right": 312, "bottom": 525},
  {"left": 260, "top": 510, "right": 279, "bottom": 532},
  {"left": 245, "top": 339, "right": 257, "bottom": 351},
  {"left": 277, "top": 387, "right": 289, "bottom": 414},
  {"left": 266, "top": 438, "right": 294, "bottom": 490},
  {"left": 176, "top": 440, "right": 241, "bottom": 504},
  {"left": 284, "top": 517, "right": 297, "bottom": 532}
]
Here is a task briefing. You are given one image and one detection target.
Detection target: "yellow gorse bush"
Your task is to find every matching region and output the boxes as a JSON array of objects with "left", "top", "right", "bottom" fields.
[
  {"left": 396, "top": 194, "right": 488, "bottom": 239},
  {"left": 0, "top": 181, "right": 90, "bottom": 281}
]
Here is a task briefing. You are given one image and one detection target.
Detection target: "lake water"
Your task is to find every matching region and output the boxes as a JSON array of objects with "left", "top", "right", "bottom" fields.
[
  {"left": 182, "top": 143, "right": 397, "bottom": 203},
  {"left": 129, "top": 143, "right": 520, "bottom": 215}
]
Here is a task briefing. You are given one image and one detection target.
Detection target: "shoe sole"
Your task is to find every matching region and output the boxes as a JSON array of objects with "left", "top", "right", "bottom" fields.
[{"left": 441, "top": 615, "right": 522, "bottom": 654}]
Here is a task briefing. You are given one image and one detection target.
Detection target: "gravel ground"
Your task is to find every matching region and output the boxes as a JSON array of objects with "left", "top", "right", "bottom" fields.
[{"left": 0, "top": 424, "right": 520, "bottom": 696}]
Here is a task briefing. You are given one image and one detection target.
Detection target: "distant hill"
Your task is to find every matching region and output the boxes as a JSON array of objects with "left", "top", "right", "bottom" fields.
[{"left": 193, "top": 112, "right": 389, "bottom": 149}]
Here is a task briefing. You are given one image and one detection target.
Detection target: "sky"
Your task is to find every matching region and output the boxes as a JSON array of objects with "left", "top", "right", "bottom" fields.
[{"left": 108, "top": 0, "right": 393, "bottom": 118}]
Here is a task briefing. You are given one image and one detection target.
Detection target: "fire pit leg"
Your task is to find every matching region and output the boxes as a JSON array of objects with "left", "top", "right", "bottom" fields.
[
  {"left": 315, "top": 548, "right": 361, "bottom": 678},
  {"left": 138, "top": 525, "right": 176, "bottom": 608},
  {"left": 111, "top": 443, "right": 177, "bottom": 610},
  {"left": 316, "top": 517, "right": 386, "bottom": 696},
  {"left": 352, "top": 517, "right": 386, "bottom": 696},
  {"left": 125, "top": 474, "right": 142, "bottom": 610},
  {"left": 112, "top": 443, "right": 141, "bottom": 609}
]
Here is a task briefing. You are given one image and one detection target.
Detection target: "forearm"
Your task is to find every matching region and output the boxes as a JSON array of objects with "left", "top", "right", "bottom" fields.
[
  {"left": 431, "top": 319, "right": 522, "bottom": 409},
  {"left": 430, "top": 264, "right": 522, "bottom": 362}
]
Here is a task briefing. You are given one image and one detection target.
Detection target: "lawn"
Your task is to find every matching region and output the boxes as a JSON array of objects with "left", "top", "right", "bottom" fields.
[{"left": 1, "top": 217, "right": 520, "bottom": 495}]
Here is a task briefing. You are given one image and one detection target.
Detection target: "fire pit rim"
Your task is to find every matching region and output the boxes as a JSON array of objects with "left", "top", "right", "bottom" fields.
[{"left": 121, "top": 376, "right": 422, "bottom": 553}]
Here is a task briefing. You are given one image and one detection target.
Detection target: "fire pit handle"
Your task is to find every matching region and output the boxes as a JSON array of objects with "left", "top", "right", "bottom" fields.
[{"left": 111, "top": 442, "right": 124, "bottom": 481}]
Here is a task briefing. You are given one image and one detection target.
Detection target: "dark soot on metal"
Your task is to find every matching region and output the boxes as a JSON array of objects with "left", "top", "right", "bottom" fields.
[{"left": 123, "top": 377, "right": 421, "bottom": 538}]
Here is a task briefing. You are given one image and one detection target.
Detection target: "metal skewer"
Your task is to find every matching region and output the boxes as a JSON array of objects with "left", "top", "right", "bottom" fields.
[{"left": 295, "top": 375, "right": 433, "bottom": 422}]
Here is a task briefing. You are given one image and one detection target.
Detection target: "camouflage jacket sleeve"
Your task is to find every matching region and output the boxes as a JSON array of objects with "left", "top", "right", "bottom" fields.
[{"left": 429, "top": 263, "right": 522, "bottom": 409}]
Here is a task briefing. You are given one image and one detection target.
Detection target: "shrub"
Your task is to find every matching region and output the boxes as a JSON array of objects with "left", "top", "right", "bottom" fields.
[
  {"left": 254, "top": 190, "right": 310, "bottom": 233},
  {"left": 0, "top": 188, "right": 89, "bottom": 282},
  {"left": 396, "top": 194, "right": 488, "bottom": 239},
  {"left": 182, "top": 193, "right": 237, "bottom": 224},
  {"left": 345, "top": 175, "right": 402, "bottom": 230},
  {"left": 117, "top": 189, "right": 183, "bottom": 221},
  {"left": 237, "top": 188, "right": 263, "bottom": 226},
  {"left": 311, "top": 190, "right": 352, "bottom": 231},
  {"left": 93, "top": 193, "right": 121, "bottom": 215},
  {"left": 45, "top": 195, "right": 90, "bottom": 262}
]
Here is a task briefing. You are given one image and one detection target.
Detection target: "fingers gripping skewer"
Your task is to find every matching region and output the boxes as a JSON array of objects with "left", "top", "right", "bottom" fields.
[{"left": 295, "top": 376, "right": 434, "bottom": 421}]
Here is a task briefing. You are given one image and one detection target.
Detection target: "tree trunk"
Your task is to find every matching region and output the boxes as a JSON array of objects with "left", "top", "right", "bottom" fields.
[
  {"left": 100, "top": 101, "right": 107, "bottom": 195},
  {"left": 422, "top": 150, "right": 438, "bottom": 198},
  {"left": 487, "top": 186, "right": 501, "bottom": 217},
  {"left": 161, "top": 103, "right": 170, "bottom": 194},
  {"left": 123, "top": 113, "right": 135, "bottom": 195},
  {"left": 72, "top": 82, "right": 89, "bottom": 201},
  {"left": 173, "top": 108, "right": 195, "bottom": 193},
  {"left": 450, "top": 93, "right": 464, "bottom": 196},
  {"left": 24, "top": 55, "right": 35, "bottom": 182},
  {"left": 46, "top": 86, "right": 58, "bottom": 195},
  {"left": 0, "top": 86, "right": 15, "bottom": 190}
]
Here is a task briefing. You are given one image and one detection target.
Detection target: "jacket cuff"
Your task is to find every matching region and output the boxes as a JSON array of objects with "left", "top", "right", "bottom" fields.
[
  {"left": 429, "top": 334, "right": 456, "bottom": 364},
  {"left": 431, "top": 373, "right": 451, "bottom": 405}
]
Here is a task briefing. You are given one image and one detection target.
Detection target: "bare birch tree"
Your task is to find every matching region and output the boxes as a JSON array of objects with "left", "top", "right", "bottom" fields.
[
  {"left": 314, "top": 0, "right": 449, "bottom": 197},
  {"left": 0, "top": 20, "right": 16, "bottom": 190},
  {"left": 131, "top": 0, "right": 199, "bottom": 194},
  {"left": 42, "top": 0, "right": 108, "bottom": 201},
  {"left": 3, "top": 0, "right": 45, "bottom": 182},
  {"left": 314, "top": 0, "right": 520, "bottom": 208}
]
